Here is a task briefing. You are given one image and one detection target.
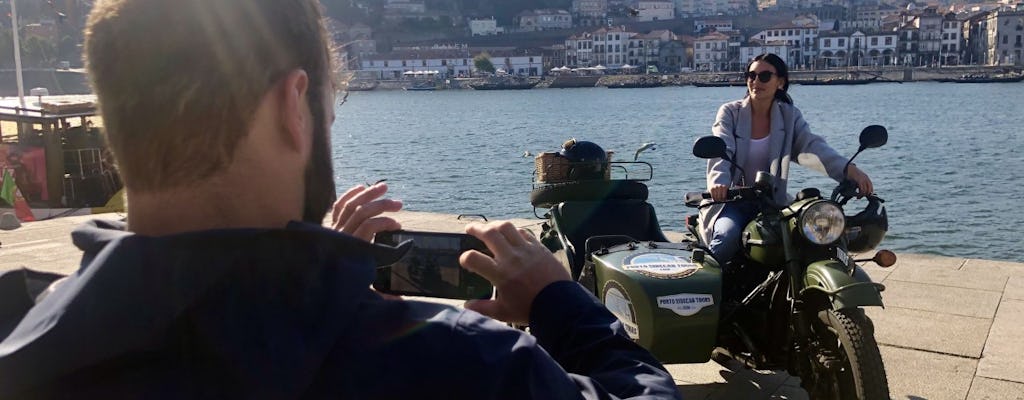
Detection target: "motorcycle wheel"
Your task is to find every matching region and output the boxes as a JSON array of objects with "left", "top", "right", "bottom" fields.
[{"left": 801, "top": 309, "right": 889, "bottom": 400}]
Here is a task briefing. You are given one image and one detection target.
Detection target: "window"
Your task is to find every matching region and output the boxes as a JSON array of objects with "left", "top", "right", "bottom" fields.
[
  {"left": 885, "top": 37, "right": 893, "bottom": 45},
  {"left": 839, "top": 39, "right": 845, "bottom": 46},
  {"left": 370, "top": 61, "right": 374, "bottom": 66},
  {"left": 871, "top": 37, "right": 878, "bottom": 45},
  {"left": 441, "top": 59, "right": 447, "bottom": 66},
  {"left": 421, "top": 60, "right": 426, "bottom": 66},
  {"left": 401, "top": 60, "right": 406, "bottom": 66},
  {"left": 824, "top": 38, "right": 831, "bottom": 47},
  {"left": 529, "top": 57, "right": 534, "bottom": 62},
  {"left": 1004, "top": 35, "right": 1009, "bottom": 44},
  {"left": 384, "top": 61, "right": 389, "bottom": 67}
]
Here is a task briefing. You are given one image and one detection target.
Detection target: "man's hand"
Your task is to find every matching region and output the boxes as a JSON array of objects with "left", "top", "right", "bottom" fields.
[
  {"left": 459, "top": 221, "right": 570, "bottom": 325},
  {"left": 331, "top": 183, "right": 402, "bottom": 242},
  {"left": 845, "top": 165, "right": 874, "bottom": 196},
  {"left": 710, "top": 184, "right": 729, "bottom": 202}
]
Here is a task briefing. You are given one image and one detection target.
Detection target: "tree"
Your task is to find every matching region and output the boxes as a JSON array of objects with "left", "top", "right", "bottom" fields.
[{"left": 473, "top": 52, "right": 495, "bottom": 75}]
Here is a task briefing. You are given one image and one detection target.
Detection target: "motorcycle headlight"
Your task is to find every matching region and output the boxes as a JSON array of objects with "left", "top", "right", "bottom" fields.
[{"left": 799, "top": 201, "right": 845, "bottom": 245}]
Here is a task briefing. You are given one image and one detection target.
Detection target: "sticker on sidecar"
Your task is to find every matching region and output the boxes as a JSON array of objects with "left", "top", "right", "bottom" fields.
[
  {"left": 622, "top": 253, "right": 701, "bottom": 279},
  {"left": 603, "top": 281, "right": 640, "bottom": 341},
  {"left": 657, "top": 293, "right": 715, "bottom": 317}
]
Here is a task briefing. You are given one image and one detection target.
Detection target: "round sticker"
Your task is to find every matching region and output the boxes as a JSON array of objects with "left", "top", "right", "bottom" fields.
[
  {"left": 602, "top": 281, "right": 639, "bottom": 341},
  {"left": 622, "top": 252, "right": 701, "bottom": 279}
]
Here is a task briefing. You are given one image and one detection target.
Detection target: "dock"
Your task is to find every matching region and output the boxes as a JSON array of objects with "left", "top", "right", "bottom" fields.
[{"left": 2, "top": 211, "right": 1022, "bottom": 399}]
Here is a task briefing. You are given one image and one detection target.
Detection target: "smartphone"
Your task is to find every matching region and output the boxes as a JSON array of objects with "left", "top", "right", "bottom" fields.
[{"left": 373, "top": 230, "right": 494, "bottom": 300}]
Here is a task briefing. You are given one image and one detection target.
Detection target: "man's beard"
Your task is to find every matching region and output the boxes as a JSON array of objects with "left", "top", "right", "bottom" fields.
[{"left": 301, "top": 103, "right": 337, "bottom": 224}]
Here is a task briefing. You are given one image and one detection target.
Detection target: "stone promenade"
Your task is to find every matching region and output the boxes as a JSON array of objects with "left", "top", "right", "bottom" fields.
[{"left": 2, "top": 211, "right": 1022, "bottom": 400}]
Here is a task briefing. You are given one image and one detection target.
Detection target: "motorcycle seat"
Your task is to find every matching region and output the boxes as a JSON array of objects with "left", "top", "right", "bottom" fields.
[
  {"left": 530, "top": 180, "right": 648, "bottom": 209},
  {"left": 551, "top": 199, "right": 669, "bottom": 279}
]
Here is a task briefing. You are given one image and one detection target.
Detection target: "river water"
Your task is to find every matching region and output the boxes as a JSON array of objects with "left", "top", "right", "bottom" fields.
[{"left": 332, "top": 82, "right": 1024, "bottom": 262}]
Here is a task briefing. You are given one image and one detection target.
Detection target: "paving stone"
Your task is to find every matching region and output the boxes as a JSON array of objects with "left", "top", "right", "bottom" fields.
[
  {"left": 1005, "top": 276, "right": 1024, "bottom": 301},
  {"left": 893, "top": 253, "right": 966, "bottom": 271},
  {"left": 881, "top": 345, "right": 976, "bottom": 400},
  {"left": 966, "top": 377, "right": 1024, "bottom": 400},
  {"left": 666, "top": 359, "right": 793, "bottom": 400},
  {"left": 768, "top": 384, "right": 809, "bottom": 400},
  {"left": 866, "top": 307, "right": 991, "bottom": 358},
  {"left": 886, "top": 257, "right": 1008, "bottom": 292},
  {"left": 880, "top": 280, "right": 1002, "bottom": 319},
  {"left": 977, "top": 300, "right": 1024, "bottom": 384},
  {"left": 963, "top": 259, "right": 1024, "bottom": 277},
  {"left": 858, "top": 261, "right": 895, "bottom": 282}
]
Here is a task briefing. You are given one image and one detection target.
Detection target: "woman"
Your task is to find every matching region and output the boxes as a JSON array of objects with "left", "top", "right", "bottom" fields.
[{"left": 702, "top": 53, "right": 873, "bottom": 264}]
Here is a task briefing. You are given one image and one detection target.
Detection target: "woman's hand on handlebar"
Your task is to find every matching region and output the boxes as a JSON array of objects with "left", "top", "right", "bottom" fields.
[
  {"left": 846, "top": 165, "right": 874, "bottom": 196},
  {"left": 331, "top": 182, "right": 403, "bottom": 242},
  {"left": 710, "top": 184, "right": 729, "bottom": 202},
  {"left": 460, "top": 221, "right": 571, "bottom": 325}
]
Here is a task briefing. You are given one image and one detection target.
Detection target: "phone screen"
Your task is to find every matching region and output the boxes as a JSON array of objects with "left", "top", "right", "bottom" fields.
[{"left": 374, "top": 231, "right": 494, "bottom": 300}]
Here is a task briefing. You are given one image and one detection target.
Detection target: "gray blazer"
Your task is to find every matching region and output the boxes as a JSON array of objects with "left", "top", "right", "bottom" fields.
[{"left": 699, "top": 98, "right": 849, "bottom": 242}]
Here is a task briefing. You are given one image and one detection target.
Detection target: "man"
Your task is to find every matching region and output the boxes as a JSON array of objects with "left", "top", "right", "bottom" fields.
[{"left": 0, "top": 0, "right": 681, "bottom": 398}]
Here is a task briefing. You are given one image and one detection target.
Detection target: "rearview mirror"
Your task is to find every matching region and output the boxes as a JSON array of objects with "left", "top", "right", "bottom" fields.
[
  {"left": 859, "top": 125, "right": 888, "bottom": 150},
  {"left": 693, "top": 136, "right": 728, "bottom": 159}
]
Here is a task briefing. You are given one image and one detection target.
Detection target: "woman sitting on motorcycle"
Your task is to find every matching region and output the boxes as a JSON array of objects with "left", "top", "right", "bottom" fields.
[{"left": 703, "top": 53, "right": 874, "bottom": 264}]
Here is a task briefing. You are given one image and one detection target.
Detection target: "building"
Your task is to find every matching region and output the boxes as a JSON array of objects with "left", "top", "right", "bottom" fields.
[
  {"left": 739, "top": 40, "right": 792, "bottom": 66},
  {"left": 627, "top": 29, "right": 677, "bottom": 69},
  {"left": 517, "top": 9, "right": 573, "bottom": 32},
  {"left": 750, "top": 17, "right": 820, "bottom": 68},
  {"left": 843, "top": 3, "right": 901, "bottom": 31},
  {"left": 659, "top": 40, "right": 688, "bottom": 72},
  {"left": 591, "top": 26, "right": 637, "bottom": 66},
  {"left": 940, "top": 12, "right": 962, "bottom": 65},
  {"left": 565, "top": 32, "right": 595, "bottom": 67},
  {"left": 817, "top": 30, "right": 898, "bottom": 67},
  {"left": 981, "top": 10, "right": 1024, "bottom": 65},
  {"left": 360, "top": 49, "right": 474, "bottom": 80},
  {"left": 634, "top": 0, "right": 675, "bottom": 22},
  {"left": 358, "top": 48, "right": 546, "bottom": 78},
  {"left": 469, "top": 18, "right": 503, "bottom": 36},
  {"left": 677, "top": 0, "right": 750, "bottom": 18},
  {"left": 694, "top": 18, "right": 734, "bottom": 33},
  {"left": 693, "top": 31, "right": 730, "bottom": 71},
  {"left": 573, "top": 0, "right": 608, "bottom": 26}
]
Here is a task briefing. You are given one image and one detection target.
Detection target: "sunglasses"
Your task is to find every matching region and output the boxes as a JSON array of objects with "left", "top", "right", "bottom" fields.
[{"left": 745, "top": 71, "right": 776, "bottom": 83}]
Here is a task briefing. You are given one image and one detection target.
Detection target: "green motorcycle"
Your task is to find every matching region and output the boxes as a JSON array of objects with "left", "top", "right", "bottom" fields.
[{"left": 531, "top": 127, "right": 895, "bottom": 399}]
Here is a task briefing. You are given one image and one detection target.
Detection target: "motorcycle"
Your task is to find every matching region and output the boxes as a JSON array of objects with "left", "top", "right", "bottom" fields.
[{"left": 530, "top": 127, "right": 896, "bottom": 399}]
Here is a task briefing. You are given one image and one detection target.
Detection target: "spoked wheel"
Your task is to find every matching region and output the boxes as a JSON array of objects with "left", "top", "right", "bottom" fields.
[{"left": 800, "top": 309, "right": 889, "bottom": 400}]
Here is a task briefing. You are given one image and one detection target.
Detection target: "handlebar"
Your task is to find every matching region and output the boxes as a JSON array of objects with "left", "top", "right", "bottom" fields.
[{"left": 684, "top": 186, "right": 759, "bottom": 208}]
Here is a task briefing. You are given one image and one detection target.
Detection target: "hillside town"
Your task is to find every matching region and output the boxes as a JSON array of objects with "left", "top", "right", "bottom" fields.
[{"left": 330, "top": 0, "right": 1024, "bottom": 80}]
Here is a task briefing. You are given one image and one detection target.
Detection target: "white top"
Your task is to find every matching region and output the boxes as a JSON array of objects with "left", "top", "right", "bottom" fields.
[{"left": 745, "top": 135, "right": 771, "bottom": 186}]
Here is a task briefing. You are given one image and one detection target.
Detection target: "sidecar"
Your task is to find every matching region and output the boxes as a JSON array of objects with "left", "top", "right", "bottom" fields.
[{"left": 531, "top": 158, "right": 722, "bottom": 363}]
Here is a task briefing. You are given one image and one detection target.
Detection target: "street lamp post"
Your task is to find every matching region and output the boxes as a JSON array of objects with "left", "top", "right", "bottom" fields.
[{"left": 10, "top": 0, "right": 26, "bottom": 108}]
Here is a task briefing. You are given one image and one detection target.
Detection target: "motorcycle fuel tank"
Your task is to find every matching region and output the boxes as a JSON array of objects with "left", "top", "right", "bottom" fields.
[{"left": 590, "top": 242, "right": 722, "bottom": 363}]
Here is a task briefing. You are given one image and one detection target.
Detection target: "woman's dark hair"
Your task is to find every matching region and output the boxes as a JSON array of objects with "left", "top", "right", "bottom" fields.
[{"left": 746, "top": 53, "right": 793, "bottom": 104}]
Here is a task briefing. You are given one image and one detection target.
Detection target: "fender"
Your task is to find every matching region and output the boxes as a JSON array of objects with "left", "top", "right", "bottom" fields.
[{"left": 801, "top": 260, "right": 885, "bottom": 310}]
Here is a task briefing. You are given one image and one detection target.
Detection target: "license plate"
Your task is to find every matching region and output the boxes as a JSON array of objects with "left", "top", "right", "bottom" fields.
[{"left": 836, "top": 247, "right": 851, "bottom": 266}]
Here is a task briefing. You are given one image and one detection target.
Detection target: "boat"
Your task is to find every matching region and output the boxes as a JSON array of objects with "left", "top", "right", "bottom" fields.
[
  {"left": 944, "top": 73, "right": 1024, "bottom": 83},
  {"left": 795, "top": 77, "right": 879, "bottom": 85},
  {"left": 0, "top": 94, "right": 125, "bottom": 222},
  {"left": 344, "top": 80, "right": 378, "bottom": 91},
  {"left": 605, "top": 79, "right": 664, "bottom": 89},
  {"left": 692, "top": 78, "right": 745, "bottom": 87},
  {"left": 469, "top": 77, "right": 540, "bottom": 90},
  {"left": 548, "top": 75, "right": 601, "bottom": 88},
  {"left": 404, "top": 81, "right": 437, "bottom": 91}
]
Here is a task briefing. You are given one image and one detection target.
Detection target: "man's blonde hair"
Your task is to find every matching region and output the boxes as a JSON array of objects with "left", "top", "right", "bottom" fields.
[{"left": 85, "top": 0, "right": 335, "bottom": 191}]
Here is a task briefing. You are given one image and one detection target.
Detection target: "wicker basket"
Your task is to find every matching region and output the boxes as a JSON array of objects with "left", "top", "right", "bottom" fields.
[{"left": 535, "top": 151, "right": 614, "bottom": 183}]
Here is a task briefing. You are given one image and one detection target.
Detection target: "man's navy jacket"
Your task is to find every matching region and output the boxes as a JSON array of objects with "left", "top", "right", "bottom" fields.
[{"left": 0, "top": 219, "right": 681, "bottom": 399}]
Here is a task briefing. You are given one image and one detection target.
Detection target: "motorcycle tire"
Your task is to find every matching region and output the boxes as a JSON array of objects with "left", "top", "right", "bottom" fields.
[
  {"left": 802, "top": 309, "right": 890, "bottom": 400},
  {"left": 529, "top": 180, "right": 648, "bottom": 208}
]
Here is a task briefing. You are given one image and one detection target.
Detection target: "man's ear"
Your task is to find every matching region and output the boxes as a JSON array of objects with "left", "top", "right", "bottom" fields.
[{"left": 278, "top": 69, "right": 311, "bottom": 153}]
